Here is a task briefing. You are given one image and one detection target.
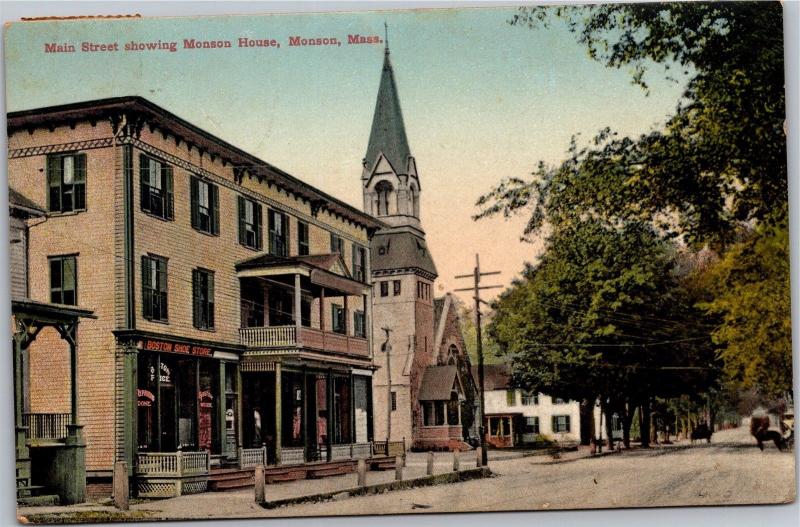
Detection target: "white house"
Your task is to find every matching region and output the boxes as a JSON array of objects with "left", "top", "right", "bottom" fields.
[{"left": 477, "top": 365, "right": 582, "bottom": 446}]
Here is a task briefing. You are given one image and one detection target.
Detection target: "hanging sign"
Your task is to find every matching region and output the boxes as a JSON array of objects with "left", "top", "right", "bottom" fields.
[{"left": 142, "top": 338, "right": 213, "bottom": 357}]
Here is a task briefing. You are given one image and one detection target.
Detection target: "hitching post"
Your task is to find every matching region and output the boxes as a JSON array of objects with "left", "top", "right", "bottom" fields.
[
  {"left": 254, "top": 464, "right": 265, "bottom": 503},
  {"left": 426, "top": 451, "right": 434, "bottom": 476}
]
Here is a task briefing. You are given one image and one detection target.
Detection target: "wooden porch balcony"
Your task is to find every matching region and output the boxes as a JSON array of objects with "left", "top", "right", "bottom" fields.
[
  {"left": 239, "top": 325, "right": 369, "bottom": 358},
  {"left": 23, "top": 412, "right": 71, "bottom": 442}
]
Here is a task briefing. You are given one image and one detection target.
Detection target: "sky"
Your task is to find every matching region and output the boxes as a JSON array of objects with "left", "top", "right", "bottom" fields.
[{"left": 4, "top": 5, "right": 689, "bottom": 304}]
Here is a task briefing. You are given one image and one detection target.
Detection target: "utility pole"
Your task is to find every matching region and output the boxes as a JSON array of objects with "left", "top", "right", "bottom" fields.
[
  {"left": 381, "top": 327, "right": 393, "bottom": 442},
  {"left": 455, "top": 254, "right": 501, "bottom": 467}
]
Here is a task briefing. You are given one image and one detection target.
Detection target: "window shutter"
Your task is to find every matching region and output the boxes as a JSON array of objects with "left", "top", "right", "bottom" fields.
[
  {"left": 207, "top": 272, "right": 215, "bottom": 328},
  {"left": 237, "top": 196, "right": 246, "bottom": 245},
  {"left": 352, "top": 244, "right": 357, "bottom": 278},
  {"left": 506, "top": 390, "right": 515, "bottom": 406},
  {"left": 254, "top": 203, "right": 263, "bottom": 250},
  {"left": 190, "top": 177, "right": 199, "bottom": 229},
  {"left": 141, "top": 257, "right": 152, "bottom": 319},
  {"left": 163, "top": 165, "right": 174, "bottom": 220},
  {"left": 330, "top": 233, "right": 336, "bottom": 252},
  {"left": 211, "top": 184, "right": 220, "bottom": 235},
  {"left": 192, "top": 269, "right": 201, "bottom": 328},
  {"left": 282, "top": 213, "right": 289, "bottom": 255},
  {"left": 73, "top": 154, "right": 87, "bottom": 210},
  {"left": 140, "top": 154, "right": 150, "bottom": 212},
  {"left": 47, "top": 156, "right": 62, "bottom": 212}
]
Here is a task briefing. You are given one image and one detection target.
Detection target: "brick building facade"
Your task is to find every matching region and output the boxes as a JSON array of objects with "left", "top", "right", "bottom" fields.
[{"left": 8, "top": 97, "right": 383, "bottom": 493}]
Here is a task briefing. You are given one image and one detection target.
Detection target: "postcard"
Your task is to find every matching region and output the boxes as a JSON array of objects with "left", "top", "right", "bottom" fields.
[{"left": 3, "top": 2, "right": 796, "bottom": 524}]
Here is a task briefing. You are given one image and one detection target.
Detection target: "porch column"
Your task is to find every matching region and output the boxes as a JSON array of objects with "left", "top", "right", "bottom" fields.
[
  {"left": 274, "top": 363, "right": 282, "bottom": 464},
  {"left": 294, "top": 274, "right": 302, "bottom": 337},
  {"left": 67, "top": 323, "right": 79, "bottom": 427},
  {"left": 301, "top": 368, "right": 308, "bottom": 461},
  {"left": 326, "top": 369, "right": 333, "bottom": 462},
  {"left": 218, "top": 361, "right": 227, "bottom": 456}
]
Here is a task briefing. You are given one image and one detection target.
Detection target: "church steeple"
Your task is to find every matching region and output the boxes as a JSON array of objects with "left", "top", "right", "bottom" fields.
[
  {"left": 362, "top": 29, "right": 422, "bottom": 230},
  {"left": 364, "top": 35, "right": 413, "bottom": 176}
]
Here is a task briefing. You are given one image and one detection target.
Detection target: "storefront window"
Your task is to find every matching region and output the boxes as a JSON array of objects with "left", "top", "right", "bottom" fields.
[
  {"left": 198, "top": 361, "right": 219, "bottom": 452},
  {"left": 224, "top": 363, "right": 237, "bottom": 456},
  {"left": 282, "top": 371, "right": 305, "bottom": 448},
  {"left": 137, "top": 354, "right": 158, "bottom": 451},
  {"left": 353, "top": 376, "right": 371, "bottom": 443},
  {"left": 332, "top": 376, "right": 351, "bottom": 444}
]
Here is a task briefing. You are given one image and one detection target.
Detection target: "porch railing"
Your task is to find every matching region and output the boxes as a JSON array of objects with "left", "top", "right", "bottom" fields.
[
  {"left": 238, "top": 446, "right": 267, "bottom": 469},
  {"left": 137, "top": 451, "right": 210, "bottom": 477},
  {"left": 239, "top": 326, "right": 369, "bottom": 357},
  {"left": 330, "top": 442, "right": 373, "bottom": 460},
  {"left": 23, "top": 412, "right": 70, "bottom": 440},
  {"left": 240, "top": 326, "right": 296, "bottom": 348},
  {"left": 372, "top": 439, "right": 406, "bottom": 457},
  {"left": 279, "top": 447, "right": 306, "bottom": 466}
]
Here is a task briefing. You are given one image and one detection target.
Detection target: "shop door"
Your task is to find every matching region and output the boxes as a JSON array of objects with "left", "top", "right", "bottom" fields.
[{"left": 160, "top": 385, "right": 176, "bottom": 452}]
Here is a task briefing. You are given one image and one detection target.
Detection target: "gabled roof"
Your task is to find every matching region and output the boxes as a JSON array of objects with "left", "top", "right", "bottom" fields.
[
  {"left": 472, "top": 364, "right": 513, "bottom": 391},
  {"left": 418, "top": 365, "right": 461, "bottom": 401},
  {"left": 364, "top": 48, "right": 413, "bottom": 175},
  {"left": 370, "top": 230, "right": 437, "bottom": 277},
  {"left": 8, "top": 188, "right": 45, "bottom": 216},
  {"left": 236, "top": 252, "right": 351, "bottom": 278}
]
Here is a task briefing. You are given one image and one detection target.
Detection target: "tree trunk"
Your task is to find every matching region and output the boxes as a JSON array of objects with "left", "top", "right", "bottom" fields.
[
  {"left": 605, "top": 403, "right": 615, "bottom": 451},
  {"left": 641, "top": 397, "right": 651, "bottom": 448},
  {"left": 622, "top": 403, "right": 633, "bottom": 449}
]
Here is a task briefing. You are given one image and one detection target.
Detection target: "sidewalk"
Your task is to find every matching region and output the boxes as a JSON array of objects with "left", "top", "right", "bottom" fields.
[{"left": 17, "top": 451, "right": 494, "bottom": 523}]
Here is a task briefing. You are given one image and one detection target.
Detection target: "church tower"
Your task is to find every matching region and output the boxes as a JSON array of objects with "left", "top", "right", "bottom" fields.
[{"left": 364, "top": 39, "right": 439, "bottom": 446}]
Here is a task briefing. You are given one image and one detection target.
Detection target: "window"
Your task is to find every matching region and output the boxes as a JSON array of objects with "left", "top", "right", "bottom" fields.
[
  {"left": 192, "top": 269, "right": 215, "bottom": 330},
  {"left": 297, "top": 221, "right": 309, "bottom": 256},
  {"left": 49, "top": 255, "right": 77, "bottom": 305},
  {"left": 416, "top": 281, "right": 431, "bottom": 300},
  {"left": 332, "top": 304, "right": 346, "bottom": 334},
  {"left": 391, "top": 391, "right": 397, "bottom": 412},
  {"left": 330, "top": 233, "right": 344, "bottom": 255},
  {"left": 237, "top": 196, "right": 262, "bottom": 250},
  {"left": 506, "top": 390, "right": 516, "bottom": 406},
  {"left": 142, "top": 255, "right": 168, "bottom": 322},
  {"left": 47, "top": 153, "right": 86, "bottom": 213},
  {"left": 521, "top": 392, "right": 538, "bottom": 406},
  {"left": 393, "top": 280, "right": 401, "bottom": 296},
  {"left": 352, "top": 245, "right": 366, "bottom": 282},
  {"left": 524, "top": 416, "right": 540, "bottom": 435},
  {"left": 552, "top": 415, "right": 571, "bottom": 433},
  {"left": 268, "top": 210, "right": 289, "bottom": 257},
  {"left": 140, "top": 154, "right": 174, "bottom": 220},
  {"left": 374, "top": 181, "right": 393, "bottom": 216},
  {"left": 380, "top": 281, "right": 389, "bottom": 297},
  {"left": 353, "top": 310, "right": 366, "bottom": 338},
  {"left": 190, "top": 177, "right": 219, "bottom": 235}
]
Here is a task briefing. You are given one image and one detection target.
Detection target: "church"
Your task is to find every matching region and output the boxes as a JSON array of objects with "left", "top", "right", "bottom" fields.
[{"left": 361, "top": 41, "right": 478, "bottom": 451}]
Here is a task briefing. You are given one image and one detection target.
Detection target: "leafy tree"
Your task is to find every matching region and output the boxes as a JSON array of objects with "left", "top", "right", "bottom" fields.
[
  {"left": 478, "top": 2, "right": 786, "bottom": 250},
  {"left": 698, "top": 216, "right": 791, "bottom": 399},
  {"left": 488, "top": 219, "right": 715, "bottom": 446},
  {"left": 455, "top": 298, "right": 505, "bottom": 365}
]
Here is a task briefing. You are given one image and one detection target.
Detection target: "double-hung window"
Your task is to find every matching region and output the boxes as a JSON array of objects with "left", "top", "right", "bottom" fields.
[
  {"left": 380, "top": 282, "right": 389, "bottom": 297},
  {"left": 525, "top": 416, "right": 540, "bottom": 435},
  {"left": 238, "top": 196, "right": 262, "bottom": 250},
  {"left": 353, "top": 310, "right": 366, "bottom": 338},
  {"left": 268, "top": 209, "right": 289, "bottom": 257},
  {"left": 140, "top": 154, "right": 174, "bottom": 220},
  {"left": 393, "top": 280, "right": 401, "bottom": 296},
  {"left": 297, "top": 221, "right": 309, "bottom": 256},
  {"left": 332, "top": 304, "right": 346, "bottom": 334},
  {"left": 142, "top": 255, "right": 168, "bottom": 322},
  {"left": 352, "top": 245, "right": 366, "bottom": 282},
  {"left": 49, "top": 255, "right": 77, "bottom": 305},
  {"left": 190, "top": 177, "right": 219, "bottom": 235},
  {"left": 521, "top": 392, "right": 538, "bottom": 405},
  {"left": 193, "top": 269, "right": 215, "bottom": 330},
  {"left": 48, "top": 153, "right": 86, "bottom": 213},
  {"left": 552, "top": 415, "right": 571, "bottom": 433},
  {"left": 330, "top": 233, "right": 344, "bottom": 255}
]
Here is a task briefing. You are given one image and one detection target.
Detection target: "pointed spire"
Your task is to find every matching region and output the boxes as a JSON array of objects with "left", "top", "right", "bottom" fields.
[{"left": 364, "top": 25, "right": 412, "bottom": 175}]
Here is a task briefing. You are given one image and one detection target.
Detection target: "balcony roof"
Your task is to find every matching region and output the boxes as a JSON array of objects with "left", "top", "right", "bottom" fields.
[{"left": 236, "top": 252, "right": 366, "bottom": 296}]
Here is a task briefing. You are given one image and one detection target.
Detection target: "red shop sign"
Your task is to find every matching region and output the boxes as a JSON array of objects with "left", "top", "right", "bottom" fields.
[{"left": 142, "top": 339, "right": 213, "bottom": 357}]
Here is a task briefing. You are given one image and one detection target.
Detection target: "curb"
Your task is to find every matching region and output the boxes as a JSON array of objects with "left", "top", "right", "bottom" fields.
[{"left": 259, "top": 467, "right": 493, "bottom": 509}]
